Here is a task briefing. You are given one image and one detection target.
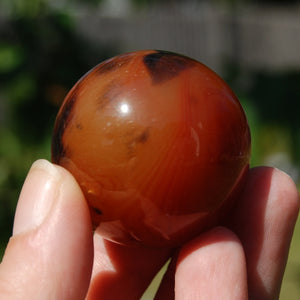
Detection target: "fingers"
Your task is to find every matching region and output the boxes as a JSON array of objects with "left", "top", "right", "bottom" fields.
[
  {"left": 0, "top": 160, "right": 94, "bottom": 300},
  {"left": 155, "top": 227, "right": 248, "bottom": 300},
  {"left": 230, "top": 167, "right": 300, "bottom": 299},
  {"left": 2, "top": 163, "right": 297, "bottom": 300},
  {"left": 155, "top": 167, "right": 299, "bottom": 300},
  {"left": 86, "top": 232, "right": 174, "bottom": 300}
]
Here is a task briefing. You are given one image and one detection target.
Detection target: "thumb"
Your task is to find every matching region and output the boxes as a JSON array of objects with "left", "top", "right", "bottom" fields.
[{"left": 0, "top": 159, "right": 93, "bottom": 300}]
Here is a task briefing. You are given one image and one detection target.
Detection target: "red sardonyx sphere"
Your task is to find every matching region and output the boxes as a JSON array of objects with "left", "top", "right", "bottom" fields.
[{"left": 51, "top": 50, "right": 251, "bottom": 247}]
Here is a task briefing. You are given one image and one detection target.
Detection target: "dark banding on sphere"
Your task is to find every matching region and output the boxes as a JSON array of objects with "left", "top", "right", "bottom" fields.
[
  {"left": 95, "top": 53, "right": 134, "bottom": 76},
  {"left": 51, "top": 86, "right": 78, "bottom": 163},
  {"left": 143, "top": 50, "right": 194, "bottom": 84}
]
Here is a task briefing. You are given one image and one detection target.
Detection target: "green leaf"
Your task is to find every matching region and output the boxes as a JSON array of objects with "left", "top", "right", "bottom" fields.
[{"left": 0, "top": 44, "right": 24, "bottom": 73}]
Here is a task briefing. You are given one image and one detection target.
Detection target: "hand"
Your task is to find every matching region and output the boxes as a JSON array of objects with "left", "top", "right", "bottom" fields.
[{"left": 0, "top": 160, "right": 298, "bottom": 299}]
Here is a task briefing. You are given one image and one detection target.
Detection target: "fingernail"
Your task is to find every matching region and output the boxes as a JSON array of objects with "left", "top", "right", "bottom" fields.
[{"left": 13, "top": 159, "right": 61, "bottom": 235}]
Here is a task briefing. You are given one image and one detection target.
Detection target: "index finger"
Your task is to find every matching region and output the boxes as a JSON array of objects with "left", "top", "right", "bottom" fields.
[{"left": 228, "top": 167, "right": 299, "bottom": 299}]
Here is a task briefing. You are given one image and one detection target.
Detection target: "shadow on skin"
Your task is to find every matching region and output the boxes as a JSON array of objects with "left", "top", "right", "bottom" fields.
[
  {"left": 226, "top": 167, "right": 276, "bottom": 299},
  {"left": 86, "top": 238, "right": 174, "bottom": 300}
]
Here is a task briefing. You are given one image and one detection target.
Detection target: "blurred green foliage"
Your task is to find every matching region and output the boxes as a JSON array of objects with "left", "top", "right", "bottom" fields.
[
  {"left": 225, "top": 65, "right": 300, "bottom": 174},
  {"left": 0, "top": 2, "right": 118, "bottom": 254}
]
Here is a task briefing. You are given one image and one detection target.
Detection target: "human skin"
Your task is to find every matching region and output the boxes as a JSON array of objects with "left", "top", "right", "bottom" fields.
[{"left": 0, "top": 159, "right": 299, "bottom": 299}]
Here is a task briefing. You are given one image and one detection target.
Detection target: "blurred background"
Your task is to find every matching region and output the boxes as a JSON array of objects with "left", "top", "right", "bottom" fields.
[{"left": 0, "top": 0, "right": 299, "bottom": 298}]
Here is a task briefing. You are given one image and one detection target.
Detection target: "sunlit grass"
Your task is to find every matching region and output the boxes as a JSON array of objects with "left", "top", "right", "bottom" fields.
[{"left": 281, "top": 217, "right": 300, "bottom": 299}]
